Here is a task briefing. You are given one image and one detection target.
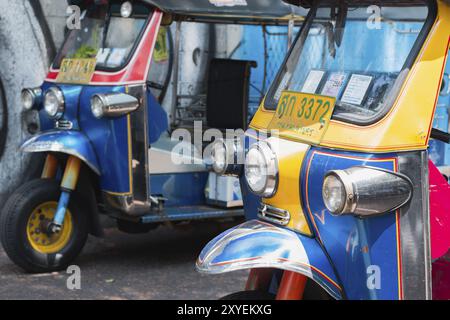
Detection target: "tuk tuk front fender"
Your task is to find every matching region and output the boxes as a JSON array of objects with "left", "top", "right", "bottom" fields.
[
  {"left": 196, "top": 220, "right": 343, "bottom": 300},
  {"left": 21, "top": 130, "right": 100, "bottom": 175}
]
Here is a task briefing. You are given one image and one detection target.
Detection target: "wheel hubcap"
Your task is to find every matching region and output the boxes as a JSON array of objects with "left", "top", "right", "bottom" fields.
[{"left": 26, "top": 201, "right": 73, "bottom": 254}]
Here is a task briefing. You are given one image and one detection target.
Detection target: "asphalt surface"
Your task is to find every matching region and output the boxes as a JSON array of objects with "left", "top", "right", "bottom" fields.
[{"left": 0, "top": 219, "right": 248, "bottom": 300}]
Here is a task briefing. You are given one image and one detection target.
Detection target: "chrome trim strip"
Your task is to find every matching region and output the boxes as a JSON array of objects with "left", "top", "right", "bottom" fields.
[
  {"left": 397, "top": 151, "right": 432, "bottom": 300},
  {"left": 258, "top": 203, "right": 290, "bottom": 226},
  {"left": 102, "top": 192, "right": 151, "bottom": 216},
  {"left": 55, "top": 120, "right": 73, "bottom": 130}
]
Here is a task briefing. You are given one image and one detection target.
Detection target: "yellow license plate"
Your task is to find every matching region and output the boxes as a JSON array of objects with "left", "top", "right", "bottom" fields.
[
  {"left": 268, "top": 91, "right": 336, "bottom": 144},
  {"left": 56, "top": 58, "right": 96, "bottom": 84}
]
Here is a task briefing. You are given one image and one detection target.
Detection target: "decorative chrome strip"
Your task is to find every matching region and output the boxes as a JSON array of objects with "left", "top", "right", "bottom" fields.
[
  {"left": 397, "top": 151, "right": 432, "bottom": 300},
  {"left": 55, "top": 119, "right": 73, "bottom": 130},
  {"left": 258, "top": 203, "right": 290, "bottom": 226}
]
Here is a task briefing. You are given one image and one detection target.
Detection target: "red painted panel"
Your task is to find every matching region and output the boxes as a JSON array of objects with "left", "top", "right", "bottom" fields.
[
  {"left": 45, "top": 10, "right": 162, "bottom": 86},
  {"left": 429, "top": 160, "right": 450, "bottom": 260}
]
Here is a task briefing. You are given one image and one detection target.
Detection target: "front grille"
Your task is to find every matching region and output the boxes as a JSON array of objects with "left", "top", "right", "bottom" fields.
[
  {"left": 258, "top": 203, "right": 290, "bottom": 226},
  {"left": 55, "top": 119, "right": 73, "bottom": 130}
]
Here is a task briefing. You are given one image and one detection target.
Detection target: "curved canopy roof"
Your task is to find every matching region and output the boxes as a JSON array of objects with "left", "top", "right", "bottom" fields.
[
  {"left": 142, "top": 0, "right": 308, "bottom": 23},
  {"left": 69, "top": 0, "right": 307, "bottom": 23},
  {"left": 283, "top": 0, "right": 433, "bottom": 7}
]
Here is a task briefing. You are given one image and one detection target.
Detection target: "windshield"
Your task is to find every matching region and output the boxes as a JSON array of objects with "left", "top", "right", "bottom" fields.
[
  {"left": 264, "top": 1, "right": 433, "bottom": 124},
  {"left": 54, "top": 2, "right": 151, "bottom": 71}
]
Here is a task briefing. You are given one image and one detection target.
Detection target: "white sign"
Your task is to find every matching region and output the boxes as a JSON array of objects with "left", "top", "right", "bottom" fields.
[
  {"left": 321, "top": 72, "right": 347, "bottom": 98},
  {"left": 341, "top": 74, "right": 373, "bottom": 106},
  {"left": 301, "top": 70, "right": 325, "bottom": 94}
]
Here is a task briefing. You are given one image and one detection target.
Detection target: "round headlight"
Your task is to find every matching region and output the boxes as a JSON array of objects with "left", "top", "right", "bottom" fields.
[
  {"left": 244, "top": 142, "right": 278, "bottom": 197},
  {"left": 44, "top": 87, "right": 65, "bottom": 119},
  {"left": 120, "top": 1, "right": 133, "bottom": 18},
  {"left": 21, "top": 87, "right": 42, "bottom": 111},
  {"left": 21, "top": 89, "right": 34, "bottom": 110},
  {"left": 91, "top": 95, "right": 105, "bottom": 119},
  {"left": 322, "top": 174, "right": 347, "bottom": 214},
  {"left": 211, "top": 140, "right": 227, "bottom": 174}
]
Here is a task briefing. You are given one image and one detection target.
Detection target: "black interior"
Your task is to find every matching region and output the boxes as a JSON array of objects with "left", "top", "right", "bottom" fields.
[{"left": 206, "top": 59, "right": 256, "bottom": 130}]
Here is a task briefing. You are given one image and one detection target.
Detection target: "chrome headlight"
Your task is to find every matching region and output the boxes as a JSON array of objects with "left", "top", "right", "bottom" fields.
[
  {"left": 322, "top": 166, "right": 413, "bottom": 217},
  {"left": 244, "top": 142, "right": 278, "bottom": 197},
  {"left": 120, "top": 1, "right": 133, "bottom": 18},
  {"left": 44, "top": 87, "right": 65, "bottom": 119},
  {"left": 210, "top": 138, "right": 243, "bottom": 176},
  {"left": 90, "top": 93, "right": 139, "bottom": 119},
  {"left": 21, "top": 87, "right": 42, "bottom": 111}
]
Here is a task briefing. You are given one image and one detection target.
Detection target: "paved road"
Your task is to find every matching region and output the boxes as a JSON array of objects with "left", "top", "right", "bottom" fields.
[{"left": 0, "top": 220, "right": 248, "bottom": 300}]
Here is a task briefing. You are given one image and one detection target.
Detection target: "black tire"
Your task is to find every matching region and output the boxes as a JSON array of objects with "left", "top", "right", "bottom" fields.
[
  {"left": 220, "top": 279, "right": 332, "bottom": 300},
  {"left": 0, "top": 178, "right": 88, "bottom": 273},
  {"left": 220, "top": 290, "right": 276, "bottom": 300}
]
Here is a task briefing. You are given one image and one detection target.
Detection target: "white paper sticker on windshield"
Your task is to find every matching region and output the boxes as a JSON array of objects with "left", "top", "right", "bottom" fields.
[
  {"left": 341, "top": 74, "right": 373, "bottom": 106},
  {"left": 96, "top": 48, "right": 110, "bottom": 65},
  {"left": 321, "top": 72, "right": 347, "bottom": 98},
  {"left": 106, "top": 48, "right": 127, "bottom": 68},
  {"left": 209, "top": 0, "right": 247, "bottom": 7},
  {"left": 302, "top": 70, "right": 325, "bottom": 94}
]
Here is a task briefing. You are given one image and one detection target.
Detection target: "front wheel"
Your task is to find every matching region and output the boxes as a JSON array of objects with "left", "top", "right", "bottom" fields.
[
  {"left": 220, "top": 290, "right": 275, "bottom": 300},
  {"left": 220, "top": 278, "right": 332, "bottom": 300},
  {"left": 0, "top": 179, "right": 88, "bottom": 273}
]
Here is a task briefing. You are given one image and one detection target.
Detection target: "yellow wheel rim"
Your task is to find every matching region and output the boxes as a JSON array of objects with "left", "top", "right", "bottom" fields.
[{"left": 26, "top": 201, "right": 73, "bottom": 254}]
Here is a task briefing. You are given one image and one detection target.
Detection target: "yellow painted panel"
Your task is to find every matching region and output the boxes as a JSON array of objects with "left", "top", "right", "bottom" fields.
[{"left": 263, "top": 137, "right": 312, "bottom": 236}]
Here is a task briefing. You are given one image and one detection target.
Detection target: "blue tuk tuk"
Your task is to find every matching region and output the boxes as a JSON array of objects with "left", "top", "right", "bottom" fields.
[{"left": 0, "top": 0, "right": 305, "bottom": 272}]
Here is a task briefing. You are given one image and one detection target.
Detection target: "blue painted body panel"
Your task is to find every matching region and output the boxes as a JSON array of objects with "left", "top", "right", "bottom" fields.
[
  {"left": 147, "top": 92, "right": 168, "bottom": 144},
  {"left": 140, "top": 206, "right": 242, "bottom": 223},
  {"left": 150, "top": 173, "right": 208, "bottom": 207},
  {"left": 77, "top": 84, "right": 131, "bottom": 193},
  {"left": 301, "top": 147, "right": 401, "bottom": 300}
]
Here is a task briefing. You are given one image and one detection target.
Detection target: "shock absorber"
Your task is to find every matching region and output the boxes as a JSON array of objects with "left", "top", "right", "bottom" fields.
[
  {"left": 48, "top": 155, "right": 81, "bottom": 233},
  {"left": 276, "top": 271, "right": 307, "bottom": 300}
]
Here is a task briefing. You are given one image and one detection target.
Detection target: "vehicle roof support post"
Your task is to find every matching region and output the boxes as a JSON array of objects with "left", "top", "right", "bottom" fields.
[
  {"left": 287, "top": 19, "right": 295, "bottom": 49},
  {"left": 170, "top": 21, "right": 181, "bottom": 128}
]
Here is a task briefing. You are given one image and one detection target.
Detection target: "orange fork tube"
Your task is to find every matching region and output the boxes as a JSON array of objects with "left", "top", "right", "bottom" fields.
[
  {"left": 41, "top": 154, "right": 58, "bottom": 179},
  {"left": 246, "top": 268, "right": 273, "bottom": 291},
  {"left": 61, "top": 156, "right": 82, "bottom": 191},
  {"left": 51, "top": 156, "right": 82, "bottom": 228},
  {"left": 276, "top": 271, "right": 307, "bottom": 300}
]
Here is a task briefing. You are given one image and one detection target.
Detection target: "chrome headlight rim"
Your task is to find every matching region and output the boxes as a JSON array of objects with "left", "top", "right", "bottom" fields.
[
  {"left": 21, "top": 87, "right": 42, "bottom": 111},
  {"left": 44, "top": 87, "right": 65, "bottom": 119},
  {"left": 211, "top": 139, "right": 228, "bottom": 175},
  {"left": 323, "top": 166, "right": 414, "bottom": 217},
  {"left": 323, "top": 170, "right": 356, "bottom": 215},
  {"left": 120, "top": 1, "right": 133, "bottom": 18},
  {"left": 245, "top": 141, "right": 278, "bottom": 198},
  {"left": 90, "top": 93, "right": 140, "bottom": 119},
  {"left": 90, "top": 94, "right": 107, "bottom": 119},
  {"left": 210, "top": 138, "right": 243, "bottom": 176}
]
